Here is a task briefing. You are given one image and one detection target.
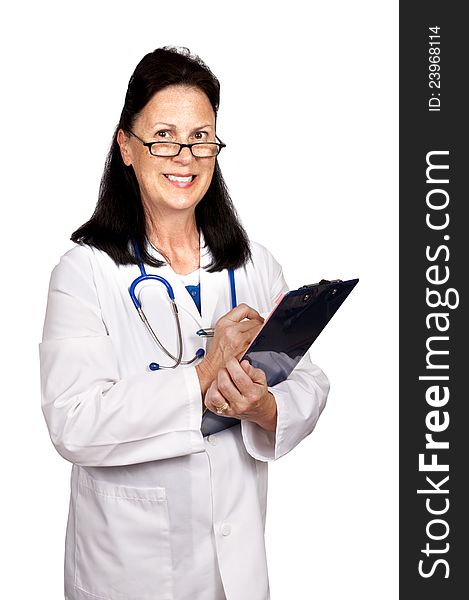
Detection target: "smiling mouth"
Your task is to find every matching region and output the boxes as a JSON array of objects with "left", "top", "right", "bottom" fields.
[{"left": 164, "top": 174, "right": 196, "bottom": 183}]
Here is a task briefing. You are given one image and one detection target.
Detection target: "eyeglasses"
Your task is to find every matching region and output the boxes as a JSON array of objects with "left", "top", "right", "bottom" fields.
[{"left": 128, "top": 130, "right": 226, "bottom": 158}]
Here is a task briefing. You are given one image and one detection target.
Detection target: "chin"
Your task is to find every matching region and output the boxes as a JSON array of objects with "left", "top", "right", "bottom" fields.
[{"left": 165, "top": 194, "right": 202, "bottom": 211}]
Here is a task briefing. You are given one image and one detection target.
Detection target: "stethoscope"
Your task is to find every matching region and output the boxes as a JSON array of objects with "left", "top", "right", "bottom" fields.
[{"left": 129, "top": 240, "right": 237, "bottom": 371}]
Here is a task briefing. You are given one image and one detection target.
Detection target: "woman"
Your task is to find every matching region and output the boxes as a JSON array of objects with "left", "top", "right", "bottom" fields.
[{"left": 40, "top": 46, "right": 329, "bottom": 600}]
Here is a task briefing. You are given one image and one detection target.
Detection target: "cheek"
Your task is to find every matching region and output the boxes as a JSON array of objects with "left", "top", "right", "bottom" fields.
[
  {"left": 199, "top": 162, "right": 216, "bottom": 188},
  {"left": 135, "top": 160, "right": 162, "bottom": 186}
]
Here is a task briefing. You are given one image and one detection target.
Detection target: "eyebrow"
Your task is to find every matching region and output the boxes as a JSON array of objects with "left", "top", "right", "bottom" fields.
[
  {"left": 152, "top": 122, "right": 214, "bottom": 130},
  {"left": 153, "top": 122, "right": 176, "bottom": 129}
]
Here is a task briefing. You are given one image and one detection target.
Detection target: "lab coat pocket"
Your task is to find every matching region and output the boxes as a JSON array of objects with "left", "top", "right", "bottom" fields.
[{"left": 75, "top": 471, "right": 173, "bottom": 600}]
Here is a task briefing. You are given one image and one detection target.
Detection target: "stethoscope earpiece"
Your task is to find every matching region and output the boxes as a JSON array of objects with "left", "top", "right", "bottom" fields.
[{"left": 149, "top": 362, "right": 160, "bottom": 371}]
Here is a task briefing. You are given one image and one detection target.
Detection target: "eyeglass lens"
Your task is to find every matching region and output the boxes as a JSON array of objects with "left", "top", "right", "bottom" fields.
[{"left": 150, "top": 143, "right": 220, "bottom": 157}]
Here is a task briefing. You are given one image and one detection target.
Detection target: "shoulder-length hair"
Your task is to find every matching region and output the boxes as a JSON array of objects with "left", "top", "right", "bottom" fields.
[{"left": 71, "top": 46, "right": 251, "bottom": 272}]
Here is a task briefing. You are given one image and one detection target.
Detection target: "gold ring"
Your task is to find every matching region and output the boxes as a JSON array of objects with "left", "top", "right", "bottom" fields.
[{"left": 215, "top": 402, "right": 229, "bottom": 415}]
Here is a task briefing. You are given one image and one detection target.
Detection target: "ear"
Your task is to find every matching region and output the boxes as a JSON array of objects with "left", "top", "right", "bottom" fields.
[{"left": 117, "top": 129, "right": 133, "bottom": 166}]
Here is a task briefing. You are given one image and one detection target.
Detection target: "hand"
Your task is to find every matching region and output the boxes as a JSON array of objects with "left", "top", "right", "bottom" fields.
[
  {"left": 196, "top": 304, "right": 264, "bottom": 395},
  {"left": 204, "top": 358, "right": 277, "bottom": 432}
]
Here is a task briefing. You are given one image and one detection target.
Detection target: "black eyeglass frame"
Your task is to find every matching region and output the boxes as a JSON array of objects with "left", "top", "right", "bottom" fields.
[{"left": 128, "top": 130, "right": 226, "bottom": 158}]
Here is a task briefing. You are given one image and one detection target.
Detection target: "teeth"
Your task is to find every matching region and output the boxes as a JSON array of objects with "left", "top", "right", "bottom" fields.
[{"left": 166, "top": 175, "right": 193, "bottom": 182}]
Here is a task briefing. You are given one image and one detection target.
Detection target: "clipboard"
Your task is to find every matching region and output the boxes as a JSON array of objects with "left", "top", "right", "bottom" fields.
[
  {"left": 201, "top": 278, "right": 358, "bottom": 436},
  {"left": 242, "top": 278, "right": 359, "bottom": 386}
]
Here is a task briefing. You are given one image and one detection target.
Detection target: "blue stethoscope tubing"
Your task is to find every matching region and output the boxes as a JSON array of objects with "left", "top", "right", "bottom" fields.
[{"left": 129, "top": 240, "right": 237, "bottom": 371}]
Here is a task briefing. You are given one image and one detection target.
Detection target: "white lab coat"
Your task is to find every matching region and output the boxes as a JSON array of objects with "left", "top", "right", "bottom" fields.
[{"left": 39, "top": 235, "right": 329, "bottom": 600}]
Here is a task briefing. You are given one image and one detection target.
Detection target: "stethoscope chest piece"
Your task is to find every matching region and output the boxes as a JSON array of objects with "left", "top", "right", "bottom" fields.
[{"left": 148, "top": 348, "right": 205, "bottom": 371}]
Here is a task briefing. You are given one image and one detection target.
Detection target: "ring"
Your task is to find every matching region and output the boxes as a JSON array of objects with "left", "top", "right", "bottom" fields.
[{"left": 215, "top": 402, "right": 229, "bottom": 415}]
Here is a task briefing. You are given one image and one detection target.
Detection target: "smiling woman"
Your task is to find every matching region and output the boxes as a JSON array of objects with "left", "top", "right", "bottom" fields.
[
  {"left": 39, "top": 46, "right": 329, "bottom": 600},
  {"left": 117, "top": 86, "right": 219, "bottom": 240},
  {"left": 71, "top": 46, "right": 250, "bottom": 274}
]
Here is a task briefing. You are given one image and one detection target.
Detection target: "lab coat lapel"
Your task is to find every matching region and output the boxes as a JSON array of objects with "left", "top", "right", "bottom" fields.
[
  {"left": 143, "top": 233, "right": 229, "bottom": 329},
  {"left": 199, "top": 233, "right": 230, "bottom": 328},
  {"left": 144, "top": 242, "right": 203, "bottom": 328}
]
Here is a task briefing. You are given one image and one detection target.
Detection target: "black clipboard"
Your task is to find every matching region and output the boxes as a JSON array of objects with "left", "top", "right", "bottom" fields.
[
  {"left": 242, "top": 278, "right": 359, "bottom": 386},
  {"left": 201, "top": 278, "right": 358, "bottom": 436}
]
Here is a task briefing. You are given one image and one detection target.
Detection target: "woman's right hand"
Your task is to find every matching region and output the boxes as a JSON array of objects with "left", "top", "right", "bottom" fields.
[{"left": 195, "top": 303, "right": 264, "bottom": 396}]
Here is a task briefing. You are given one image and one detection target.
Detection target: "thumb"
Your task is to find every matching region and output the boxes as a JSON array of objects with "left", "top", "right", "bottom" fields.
[
  {"left": 229, "top": 303, "right": 264, "bottom": 323},
  {"left": 241, "top": 360, "right": 265, "bottom": 384}
]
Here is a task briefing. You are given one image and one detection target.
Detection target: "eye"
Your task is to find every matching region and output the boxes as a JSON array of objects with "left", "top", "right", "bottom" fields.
[
  {"left": 156, "top": 130, "right": 172, "bottom": 139},
  {"left": 193, "top": 131, "right": 208, "bottom": 140}
]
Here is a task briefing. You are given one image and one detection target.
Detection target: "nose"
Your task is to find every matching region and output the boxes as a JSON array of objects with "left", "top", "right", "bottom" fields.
[{"left": 172, "top": 145, "right": 193, "bottom": 164}]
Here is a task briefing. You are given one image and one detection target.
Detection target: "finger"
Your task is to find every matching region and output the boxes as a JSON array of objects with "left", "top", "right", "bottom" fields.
[
  {"left": 241, "top": 360, "right": 267, "bottom": 386},
  {"left": 204, "top": 383, "right": 232, "bottom": 415},
  {"left": 227, "top": 303, "right": 263, "bottom": 323},
  {"left": 230, "top": 321, "right": 264, "bottom": 346},
  {"left": 219, "top": 325, "right": 262, "bottom": 352},
  {"left": 221, "top": 323, "right": 263, "bottom": 361},
  {"left": 235, "top": 319, "right": 264, "bottom": 333},
  {"left": 225, "top": 358, "right": 256, "bottom": 396},
  {"left": 217, "top": 368, "right": 244, "bottom": 405}
]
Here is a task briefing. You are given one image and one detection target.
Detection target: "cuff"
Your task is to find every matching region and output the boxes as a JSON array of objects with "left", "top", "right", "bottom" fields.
[{"left": 240, "top": 387, "right": 288, "bottom": 461}]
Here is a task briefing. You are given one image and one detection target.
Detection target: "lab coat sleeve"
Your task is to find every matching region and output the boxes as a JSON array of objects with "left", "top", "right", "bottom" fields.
[
  {"left": 39, "top": 246, "right": 205, "bottom": 467},
  {"left": 241, "top": 249, "right": 330, "bottom": 461}
]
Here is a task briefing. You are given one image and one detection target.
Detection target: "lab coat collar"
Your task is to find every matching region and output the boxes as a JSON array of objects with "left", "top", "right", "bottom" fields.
[{"left": 143, "top": 231, "right": 228, "bottom": 329}]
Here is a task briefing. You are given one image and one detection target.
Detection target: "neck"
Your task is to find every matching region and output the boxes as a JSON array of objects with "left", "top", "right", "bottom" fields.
[{"left": 145, "top": 208, "right": 200, "bottom": 274}]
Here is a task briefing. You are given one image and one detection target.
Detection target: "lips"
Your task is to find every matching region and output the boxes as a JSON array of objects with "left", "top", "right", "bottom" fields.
[
  {"left": 163, "top": 173, "right": 197, "bottom": 188},
  {"left": 165, "top": 174, "right": 195, "bottom": 182}
]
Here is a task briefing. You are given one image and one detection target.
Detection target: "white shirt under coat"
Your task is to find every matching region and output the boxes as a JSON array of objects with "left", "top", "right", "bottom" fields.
[{"left": 39, "top": 235, "right": 329, "bottom": 600}]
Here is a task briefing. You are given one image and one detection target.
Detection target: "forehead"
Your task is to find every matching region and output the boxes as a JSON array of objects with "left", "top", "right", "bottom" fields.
[{"left": 136, "top": 85, "right": 215, "bottom": 132}]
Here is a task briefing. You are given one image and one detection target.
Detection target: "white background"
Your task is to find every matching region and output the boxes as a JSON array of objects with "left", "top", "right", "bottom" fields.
[{"left": 1, "top": 1, "right": 398, "bottom": 598}]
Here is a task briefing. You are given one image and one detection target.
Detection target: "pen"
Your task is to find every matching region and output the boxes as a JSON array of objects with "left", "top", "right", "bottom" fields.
[{"left": 196, "top": 328, "right": 215, "bottom": 337}]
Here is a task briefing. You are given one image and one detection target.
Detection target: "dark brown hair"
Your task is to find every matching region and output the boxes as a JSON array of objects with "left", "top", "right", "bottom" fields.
[{"left": 71, "top": 46, "right": 251, "bottom": 271}]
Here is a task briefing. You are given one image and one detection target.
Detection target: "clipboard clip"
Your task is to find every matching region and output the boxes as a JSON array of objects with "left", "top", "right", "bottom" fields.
[
  {"left": 300, "top": 279, "right": 343, "bottom": 301},
  {"left": 300, "top": 279, "right": 343, "bottom": 288},
  {"left": 299, "top": 279, "right": 342, "bottom": 290}
]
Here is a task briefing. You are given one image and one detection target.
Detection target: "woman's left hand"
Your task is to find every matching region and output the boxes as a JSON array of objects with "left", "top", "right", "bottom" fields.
[{"left": 204, "top": 358, "right": 277, "bottom": 433}]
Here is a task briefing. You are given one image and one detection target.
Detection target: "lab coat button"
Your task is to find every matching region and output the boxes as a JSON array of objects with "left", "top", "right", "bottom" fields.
[
  {"left": 207, "top": 435, "right": 218, "bottom": 446},
  {"left": 221, "top": 523, "right": 232, "bottom": 536}
]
